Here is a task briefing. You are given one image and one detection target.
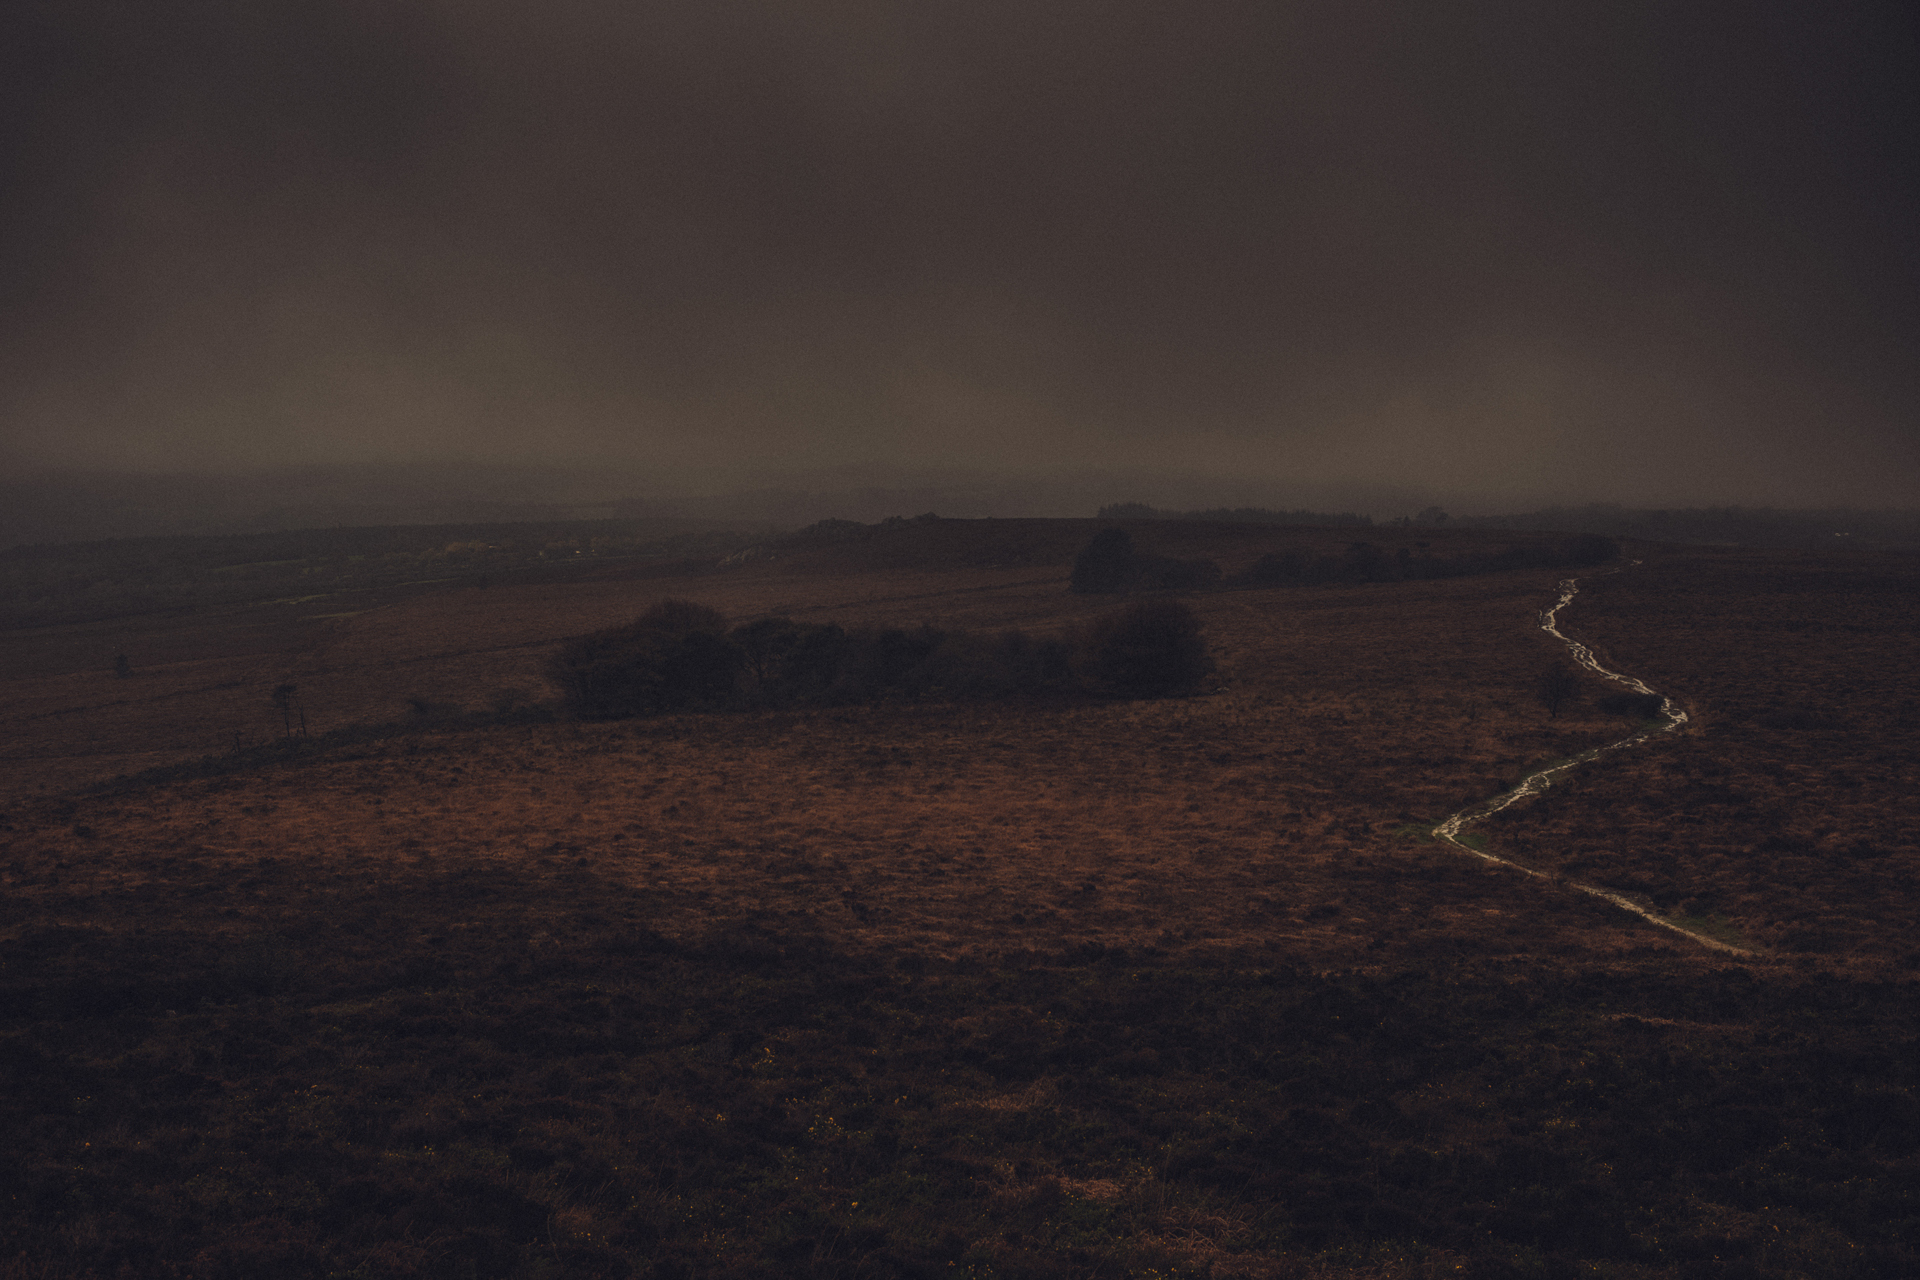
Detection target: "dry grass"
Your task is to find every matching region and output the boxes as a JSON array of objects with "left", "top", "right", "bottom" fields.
[
  {"left": 8, "top": 530, "right": 1912, "bottom": 973},
  {"left": 1464, "top": 546, "right": 1920, "bottom": 970},
  {"left": 2, "top": 522, "right": 1915, "bottom": 1279},
  {"left": 4, "top": 540, "right": 1702, "bottom": 971}
]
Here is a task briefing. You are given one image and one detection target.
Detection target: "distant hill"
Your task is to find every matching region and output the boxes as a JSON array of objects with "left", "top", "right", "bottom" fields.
[
  {"left": 1096, "top": 501, "right": 1375, "bottom": 527},
  {"left": 1456, "top": 503, "right": 1920, "bottom": 551},
  {"left": 1101, "top": 501, "right": 1920, "bottom": 551}
]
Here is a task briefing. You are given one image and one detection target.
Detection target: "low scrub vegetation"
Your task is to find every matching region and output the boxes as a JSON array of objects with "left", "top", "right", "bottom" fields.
[
  {"left": 1240, "top": 533, "right": 1618, "bottom": 587},
  {"left": 1, "top": 879, "right": 1912, "bottom": 1279},
  {"left": 5, "top": 522, "right": 1916, "bottom": 1279},
  {"left": 546, "top": 598, "right": 1212, "bottom": 719},
  {"left": 1070, "top": 528, "right": 1619, "bottom": 595}
]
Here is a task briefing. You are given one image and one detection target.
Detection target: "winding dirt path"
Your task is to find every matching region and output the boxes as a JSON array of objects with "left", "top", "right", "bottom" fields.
[{"left": 1432, "top": 565, "right": 1752, "bottom": 955}]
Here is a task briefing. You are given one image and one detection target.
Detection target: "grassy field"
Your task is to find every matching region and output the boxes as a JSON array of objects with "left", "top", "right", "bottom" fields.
[{"left": 1, "top": 519, "right": 1914, "bottom": 1277}]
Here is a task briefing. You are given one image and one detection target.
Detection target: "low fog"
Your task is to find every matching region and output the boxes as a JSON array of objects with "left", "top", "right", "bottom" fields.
[{"left": 3, "top": 0, "right": 1916, "bottom": 522}]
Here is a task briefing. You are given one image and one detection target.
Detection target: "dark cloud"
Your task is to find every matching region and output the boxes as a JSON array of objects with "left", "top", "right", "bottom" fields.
[{"left": 3, "top": 0, "right": 1915, "bottom": 508}]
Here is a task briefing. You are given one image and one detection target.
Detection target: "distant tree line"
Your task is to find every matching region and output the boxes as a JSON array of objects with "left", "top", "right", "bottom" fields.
[
  {"left": 547, "top": 598, "right": 1213, "bottom": 719},
  {"left": 1100, "top": 500, "right": 1920, "bottom": 551},
  {"left": 1070, "top": 529, "right": 1225, "bottom": 593},
  {"left": 1238, "top": 532, "right": 1620, "bottom": 585},
  {"left": 1070, "top": 529, "right": 1620, "bottom": 595},
  {"left": 1097, "top": 502, "right": 1374, "bottom": 527},
  {"left": 1452, "top": 504, "right": 1920, "bottom": 551}
]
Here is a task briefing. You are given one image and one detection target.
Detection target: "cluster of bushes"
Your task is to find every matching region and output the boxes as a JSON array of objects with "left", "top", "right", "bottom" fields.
[
  {"left": 1069, "top": 529, "right": 1225, "bottom": 593},
  {"left": 1243, "top": 533, "right": 1619, "bottom": 586},
  {"left": 1598, "top": 690, "right": 1667, "bottom": 719},
  {"left": 1072, "top": 529, "right": 1620, "bottom": 595},
  {"left": 546, "top": 598, "right": 1213, "bottom": 719}
]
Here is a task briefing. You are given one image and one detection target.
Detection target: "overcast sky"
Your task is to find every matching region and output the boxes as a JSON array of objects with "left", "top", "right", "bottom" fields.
[{"left": 3, "top": 0, "right": 1916, "bottom": 509}]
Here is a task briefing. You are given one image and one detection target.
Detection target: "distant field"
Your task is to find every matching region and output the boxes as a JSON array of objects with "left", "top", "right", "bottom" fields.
[
  {"left": 1, "top": 519, "right": 1914, "bottom": 1278},
  {"left": 1, "top": 518, "right": 1607, "bottom": 801}
]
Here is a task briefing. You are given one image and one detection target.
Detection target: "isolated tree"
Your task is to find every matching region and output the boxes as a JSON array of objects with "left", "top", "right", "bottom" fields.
[
  {"left": 1070, "top": 529, "right": 1142, "bottom": 594},
  {"left": 1341, "top": 541, "right": 1394, "bottom": 582},
  {"left": 1081, "top": 600, "right": 1214, "bottom": 697},
  {"left": 270, "top": 682, "right": 306, "bottom": 738},
  {"left": 1536, "top": 664, "right": 1581, "bottom": 719}
]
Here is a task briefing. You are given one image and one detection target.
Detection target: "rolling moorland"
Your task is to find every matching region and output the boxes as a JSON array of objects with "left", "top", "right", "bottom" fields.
[{"left": 1, "top": 517, "right": 1915, "bottom": 1279}]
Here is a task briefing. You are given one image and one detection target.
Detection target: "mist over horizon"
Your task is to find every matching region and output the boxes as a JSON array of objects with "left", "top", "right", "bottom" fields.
[
  {"left": 5, "top": 1, "right": 1916, "bottom": 517},
  {"left": 7, "top": 458, "right": 1918, "bottom": 553}
]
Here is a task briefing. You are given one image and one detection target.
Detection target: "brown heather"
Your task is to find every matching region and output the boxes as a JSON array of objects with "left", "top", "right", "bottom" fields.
[{"left": 0, "top": 520, "right": 1914, "bottom": 1279}]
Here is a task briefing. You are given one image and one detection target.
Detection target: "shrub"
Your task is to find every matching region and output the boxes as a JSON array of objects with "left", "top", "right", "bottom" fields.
[
  {"left": 549, "top": 598, "right": 1200, "bottom": 720},
  {"left": 830, "top": 626, "right": 948, "bottom": 702},
  {"left": 1341, "top": 541, "right": 1395, "bottom": 582},
  {"left": 991, "top": 629, "right": 1077, "bottom": 694},
  {"left": 733, "top": 617, "right": 846, "bottom": 706},
  {"left": 1138, "top": 557, "right": 1223, "bottom": 590},
  {"left": 1072, "top": 530, "right": 1223, "bottom": 594},
  {"left": 1244, "top": 551, "right": 1306, "bottom": 585},
  {"left": 1070, "top": 529, "right": 1142, "bottom": 594},
  {"left": 1536, "top": 664, "right": 1582, "bottom": 719},
  {"left": 546, "top": 599, "right": 742, "bottom": 719},
  {"left": 1597, "top": 691, "right": 1665, "bottom": 719},
  {"left": 1081, "top": 600, "right": 1214, "bottom": 697}
]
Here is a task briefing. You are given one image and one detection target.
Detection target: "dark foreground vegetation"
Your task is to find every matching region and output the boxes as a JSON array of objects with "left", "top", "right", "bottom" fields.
[
  {"left": 5, "top": 519, "right": 1917, "bottom": 1278},
  {"left": 546, "top": 599, "right": 1213, "bottom": 719},
  {"left": 2, "top": 861, "right": 1914, "bottom": 1279}
]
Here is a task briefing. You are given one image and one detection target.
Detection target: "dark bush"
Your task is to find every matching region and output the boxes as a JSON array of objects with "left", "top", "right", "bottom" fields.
[
  {"left": 546, "top": 598, "right": 742, "bottom": 719},
  {"left": 550, "top": 602, "right": 1097, "bottom": 720},
  {"left": 1235, "top": 534, "right": 1621, "bottom": 590},
  {"left": 1245, "top": 551, "right": 1306, "bottom": 584},
  {"left": 917, "top": 629, "right": 1079, "bottom": 699},
  {"left": 831, "top": 626, "right": 948, "bottom": 702},
  {"left": 1536, "top": 664, "right": 1582, "bottom": 719},
  {"left": 1342, "top": 542, "right": 1396, "bottom": 582},
  {"left": 733, "top": 617, "right": 849, "bottom": 706},
  {"left": 1081, "top": 600, "right": 1214, "bottom": 697},
  {"left": 1072, "top": 530, "right": 1223, "bottom": 594},
  {"left": 1597, "top": 691, "right": 1665, "bottom": 719},
  {"left": 1138, "top": 557, "right": 1223, "bottom": 590},
  {"left": 1070, "top": 529, "right": 1142, "bottom": 594}
]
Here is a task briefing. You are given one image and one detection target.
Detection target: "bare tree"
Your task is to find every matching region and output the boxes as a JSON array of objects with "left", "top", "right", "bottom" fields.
[
  {"left": 1536, "top": 665, "right": 1581, "bottom": 719},
  {"left": 271, "top": 683, "right": 307, "bottom": 739}
]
